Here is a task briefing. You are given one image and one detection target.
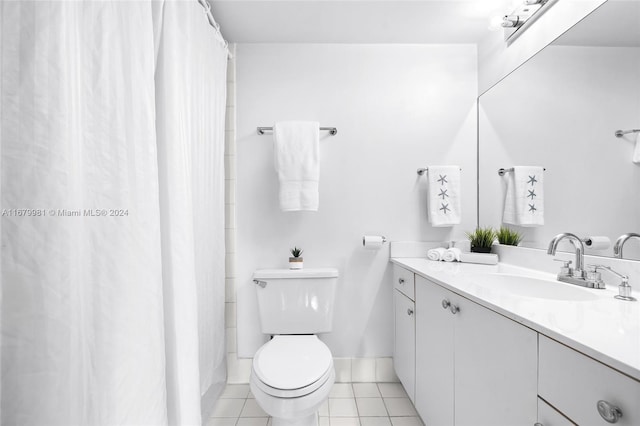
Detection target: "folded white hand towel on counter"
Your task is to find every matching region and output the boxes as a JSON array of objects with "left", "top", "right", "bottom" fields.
[
  {"left": 274, "top": 121, "right": 320, "bottom": 211},
  {"left": 427, "top": 247, "right": 447, "bottom": 261},
  {"left": 503, "top": 166, "right": 544, "bottom": 226},
  {"left": 443, "top": 247, "right": 461, "bottom": 262},
  {"left": 427, "top": 165, "right": 461, "bottom": 227}
]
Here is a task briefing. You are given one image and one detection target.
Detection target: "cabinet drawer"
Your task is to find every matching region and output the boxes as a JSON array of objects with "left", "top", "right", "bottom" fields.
[
  {"left": 393, "top": 265, "right": 415, "bottom": 300},
  {"left": 537, "top": 398, "right": 574, "bottom": 426},
  {"left": 539, "top": 335, "right": 640, "bottom": 425}
]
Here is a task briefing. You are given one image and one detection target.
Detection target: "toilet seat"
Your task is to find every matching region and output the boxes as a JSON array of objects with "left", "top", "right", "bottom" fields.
[{"left": 252, "top": 335, "right": 333, "bottom": 398}]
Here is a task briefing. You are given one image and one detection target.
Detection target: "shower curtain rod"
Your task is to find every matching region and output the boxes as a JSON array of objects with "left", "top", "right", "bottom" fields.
[{"left": 197, "top": 0, "right": 232, "bottom": 58}]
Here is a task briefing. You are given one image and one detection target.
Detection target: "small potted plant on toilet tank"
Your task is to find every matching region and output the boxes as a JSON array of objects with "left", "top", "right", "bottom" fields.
[{"left": 289, "top": 246, "right": 304, "bottom": 269}]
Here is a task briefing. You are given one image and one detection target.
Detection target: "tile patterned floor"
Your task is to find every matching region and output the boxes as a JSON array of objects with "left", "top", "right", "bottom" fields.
[{"left": 205, "top": 383, "right": 423, "bottom": 426}]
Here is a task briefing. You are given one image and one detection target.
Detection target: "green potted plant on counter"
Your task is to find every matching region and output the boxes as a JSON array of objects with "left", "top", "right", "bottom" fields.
[
  {"left": 496, "top": 226, "right": 523, "bottom": 247},
  {"left": 466, "top": 227, "right": 496, "bottom": 253},
  {"left": 289, "top": 246, "right": 304, "bottom": 269}
]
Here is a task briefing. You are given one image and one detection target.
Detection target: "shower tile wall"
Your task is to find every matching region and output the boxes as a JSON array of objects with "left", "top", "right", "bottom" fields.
[{"left": 226, "top": 44, "right": 253, "bottom": 383}]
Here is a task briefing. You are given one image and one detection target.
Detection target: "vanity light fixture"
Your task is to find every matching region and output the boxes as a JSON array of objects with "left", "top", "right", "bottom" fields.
[{"left": 493, "top": 0, "right": 558, "bottom": 43}]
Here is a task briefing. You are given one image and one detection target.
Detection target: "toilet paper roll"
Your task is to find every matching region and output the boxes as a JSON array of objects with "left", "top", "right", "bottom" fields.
[
  {"left": 362, "top": 235, "right": 386, "bottom": 250},
  {"left": 583, "top": 236, "right": 611, "bottom": 250}
]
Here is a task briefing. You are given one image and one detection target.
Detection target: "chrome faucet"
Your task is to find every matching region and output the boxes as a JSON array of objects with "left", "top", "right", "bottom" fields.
[
  {"left": 547, "top": 233, "right": 604, "bottom": 289},
  {"left": 548, "top": 233, "right": 585, "bottom": 276},
  {"left": 613, "top": 233, "right": 640, "bottom": 259}
]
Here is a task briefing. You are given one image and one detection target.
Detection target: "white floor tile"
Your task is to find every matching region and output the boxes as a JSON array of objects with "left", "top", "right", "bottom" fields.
[
  {"left": 377, "top": 383, "right": 408, "bottom": 398},
  {"left": 329, "top": 398, "right": 359, "bottom": 417},
  {"left": 390, "top": 417, "right": 423, "bottom": 426},
  {"left": 356, "top": 398, "right": 388, "bottom": 417},
  {"left": 330, "top": 417, "right": 361, "bottom": 426},
  {"left": 240, "top": 399, "right": 268, "bottom": 417},
  {"left": 360, "top": 417, "right": 392, "bottom": 426},
  {"left": 330, "top": 383, "right": 355, "bottom": 398},
  {"left": 383, "top": 399, "right": 417, "bottom": 417},
  {"left": 221, "top": 384, "right": 251, "bottom": 399},
  {"left": 353, "top": 383, "right": 381, "bottom": 398},
  {"left": 205, "top": 418, "right": 237, "bottom": 426},
  {"left": 211, "top": 399, "right": 246, "bottom": 418},
  {"left": 236, "top": 418, "right": 269, "bottom": 426}
]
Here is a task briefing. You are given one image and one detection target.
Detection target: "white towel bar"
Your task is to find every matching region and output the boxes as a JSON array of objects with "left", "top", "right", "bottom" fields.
[
  {"left": 498, "top": 167, "right": 546, "bottom": 176},
  {"left": 615, "top": 129, "right": 640, "bottom": 138},
  {"left": 417, "top": 167, "right": 462, "bottom": 176},
  {"left": 257, "top": 126, "right": 337, "bottom": 136}
]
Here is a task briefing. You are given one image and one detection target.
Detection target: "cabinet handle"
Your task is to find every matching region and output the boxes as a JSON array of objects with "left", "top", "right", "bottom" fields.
[
  {"left": 398, "top": 278, "right": 405, "bottom": 285},
  {"left": 450, "top": 304, "right": 460, "bottom": 314},
  {"left": 442, "top": 299, "right": 450, "bottom": 309},
  {"left": 597, "top": 400, "right": 623, "bottom": 423},
  {"left": 534, "top": 423, "right": 543, "bottom": 426},
  {"left": 407, "top": 308, "right": 414, "bottom": 316}
]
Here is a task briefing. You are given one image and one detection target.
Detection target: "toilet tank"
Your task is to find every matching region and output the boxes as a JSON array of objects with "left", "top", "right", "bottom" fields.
[{"left": 252, "top": 268, "right": 338, "bottom": 335}]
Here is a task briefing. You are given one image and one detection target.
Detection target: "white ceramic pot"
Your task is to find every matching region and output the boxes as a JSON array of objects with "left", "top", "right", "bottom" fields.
[{"left": 289, "top": 257, "right": 303, "bottom": 269}]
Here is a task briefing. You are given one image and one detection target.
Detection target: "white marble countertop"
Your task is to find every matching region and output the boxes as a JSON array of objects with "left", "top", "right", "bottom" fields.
[{"left": 391, "top": 257, "right": 640, "bottom": 381}]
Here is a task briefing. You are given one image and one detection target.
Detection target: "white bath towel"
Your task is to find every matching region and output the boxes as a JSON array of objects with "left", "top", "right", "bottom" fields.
[
  {"left": 633, "top": 134, "right": 640, "bottom": 164},
  {"left": 273, "top": 121, "right": 320, "bottom": 211},
  {"left": 427, "top": 166, "right": 461, "bottom": 227},
  {"left": 443, "top": 247, "right": 461, "bottom": 262},
  {"left": 503, "top": 166, "right": 544, "bottom": 226},
  {"left": 427, "top": 247, "right": 447, "bottom": 261}
]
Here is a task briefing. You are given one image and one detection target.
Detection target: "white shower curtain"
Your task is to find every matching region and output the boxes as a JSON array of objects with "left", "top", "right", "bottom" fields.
[{"left": 0, "top": 0, "right": 227, "bottom": 424}]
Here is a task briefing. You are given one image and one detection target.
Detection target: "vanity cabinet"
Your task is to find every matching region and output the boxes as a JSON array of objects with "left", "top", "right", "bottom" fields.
[
  {"left": 537, "top": 398, "right": 574, "bottom": 426},
  {"left": 538, "top": 335, "right": 640, "bottom": 425},
  {"left": 414, "top": 275, "right": 538, "bottom": 426},
  {"left": 393, "top": 265, "right": 416, "bottom": 402}
]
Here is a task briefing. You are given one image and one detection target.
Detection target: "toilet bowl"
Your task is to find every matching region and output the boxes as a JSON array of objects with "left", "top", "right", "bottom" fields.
[{"left": 249, "top": 335, "right": 335, "bottom": 426}]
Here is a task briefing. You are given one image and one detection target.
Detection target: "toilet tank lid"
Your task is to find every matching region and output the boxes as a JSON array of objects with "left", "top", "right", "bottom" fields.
[{"left": 253, "top": 268, "right": 338, "bottom": 279}]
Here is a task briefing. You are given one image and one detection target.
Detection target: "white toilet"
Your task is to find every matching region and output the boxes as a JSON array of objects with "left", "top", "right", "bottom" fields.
[{"left": 250, "top": 268, "right": 339, "bottom": 426}]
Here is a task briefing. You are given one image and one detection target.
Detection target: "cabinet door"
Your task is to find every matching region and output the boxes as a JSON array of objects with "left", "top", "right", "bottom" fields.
[
  {"left": 455, "top": 296, "right": 538, "bottom": 426},
  {"left": 415, "top": 276, "right": 455, "bottom": 426},
  {"left": 393, "top": 290, "right": 415, "bottom": 402}
]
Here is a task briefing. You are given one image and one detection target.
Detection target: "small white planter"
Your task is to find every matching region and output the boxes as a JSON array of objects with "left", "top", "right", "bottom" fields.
[{"left": 289, "top": 257, "right": 303, "bottom": 269}]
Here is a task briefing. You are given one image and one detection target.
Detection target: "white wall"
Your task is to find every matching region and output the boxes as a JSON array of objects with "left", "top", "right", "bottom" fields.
[
  {"left": 479, "top": 45, "right": 640, "bottom": 258},
  {"left": 478, "top": 0, "right": 606, "bottom": 94},
  {"left": 236, "top": 44, "right": 477, "bottom": 358}
]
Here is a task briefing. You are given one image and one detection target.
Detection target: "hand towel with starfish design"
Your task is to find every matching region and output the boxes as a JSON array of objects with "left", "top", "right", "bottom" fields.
[
  {"left": 503, "top": 166, "right": 544, "bottom": 226},
  {"left": 427, "top": 165, "right": 461, "bottom": 227}
]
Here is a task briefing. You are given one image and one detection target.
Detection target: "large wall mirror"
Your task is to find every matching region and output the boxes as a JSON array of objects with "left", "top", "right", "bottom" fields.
[{"left": 479, "top": 0, "right": 640, "bottom": 260}]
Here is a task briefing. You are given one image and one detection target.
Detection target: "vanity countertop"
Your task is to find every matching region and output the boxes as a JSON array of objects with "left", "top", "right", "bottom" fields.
[{"left": 391, "top": 257, "right": 640, "bottom": 381}]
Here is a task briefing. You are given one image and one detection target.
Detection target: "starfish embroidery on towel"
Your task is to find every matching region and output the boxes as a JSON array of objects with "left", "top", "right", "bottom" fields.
[
  {"left": 437, "top": 174, "right": 448, "bottom": 185},
  {"left": 438, "top": 188, "right": 449, "bottom": 200},
  {"left": 527, "top": 175, "right": 538, "bottom": 186},
  {"left": 528, "top": 204, "right": 537, "bottom": 213},
  {"left": 440, "top": 203, "right": 450, "bottom": 214},
  {"left": 527, "top": 189, "right": 536, "bottom": 199}
]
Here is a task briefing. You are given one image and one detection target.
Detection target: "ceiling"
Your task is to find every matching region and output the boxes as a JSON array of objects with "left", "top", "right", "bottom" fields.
[{"left": 211, "top": 0, "right": 514, "bottom": 44}]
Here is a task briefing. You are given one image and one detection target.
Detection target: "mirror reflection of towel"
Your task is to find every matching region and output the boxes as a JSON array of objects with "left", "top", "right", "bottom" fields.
[{"left": 503, "top": 166, "right": 544, "bottom": 226}]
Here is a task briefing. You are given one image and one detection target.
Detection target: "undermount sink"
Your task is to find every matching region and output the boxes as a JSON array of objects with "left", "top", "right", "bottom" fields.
[{"left": 472, "top": 273, "right": 600, "bottom": 301}]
